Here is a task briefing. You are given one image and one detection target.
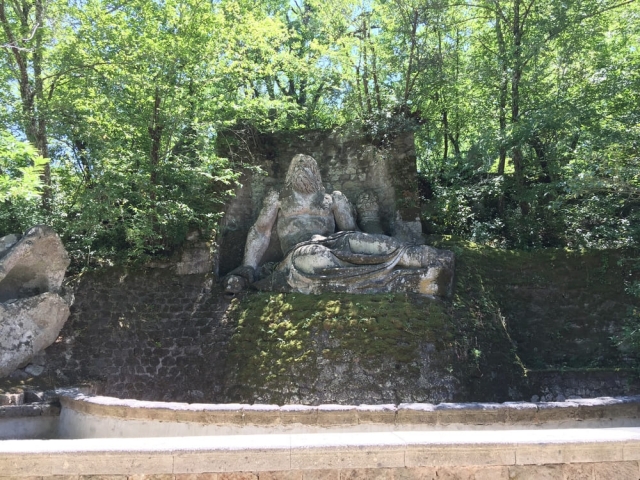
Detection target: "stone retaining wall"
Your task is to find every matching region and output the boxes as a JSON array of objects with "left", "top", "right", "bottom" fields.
[{"left": 42, "top": 268, "right": 234, "bottom": 402}]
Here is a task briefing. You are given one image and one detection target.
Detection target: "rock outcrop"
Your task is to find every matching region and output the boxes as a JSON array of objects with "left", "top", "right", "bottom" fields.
[{"left": 0, "top": 226, "right": 71, "bottom": 378}]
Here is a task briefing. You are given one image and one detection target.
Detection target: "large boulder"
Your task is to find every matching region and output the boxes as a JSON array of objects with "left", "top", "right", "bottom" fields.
[{"left": 0, "top": 226, "right": 71, "bottom": 378}]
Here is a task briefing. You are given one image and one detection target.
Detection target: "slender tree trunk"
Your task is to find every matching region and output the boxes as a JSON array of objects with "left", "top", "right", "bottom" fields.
[
  {"left": 442, "top": 109, "right": 449, "bottom": 162},
  {"left": 402, "top": 10, "right": 419, "bottom": 110},
  {"left": 34, "top": 0, "right": 50, "bottom": 210},
  {"left": 511, "top": 0, "right": 524, "bottom": 185},
  {"left": 149, "top": 86, "right": 163, "bottom": 195},
  {"left": 370, "top": 26, "right": 382, "bottom": 113},
  {"left": 361, "top": 17, "right": 372, "bottom": 116},
  {"left": 495, "top": 8, "right": 508, "bottom": 176}
]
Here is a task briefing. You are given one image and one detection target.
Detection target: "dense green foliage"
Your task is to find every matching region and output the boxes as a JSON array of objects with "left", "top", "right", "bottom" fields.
[{"left": 1, "top": 0, "right": 638, "bottom": 264}]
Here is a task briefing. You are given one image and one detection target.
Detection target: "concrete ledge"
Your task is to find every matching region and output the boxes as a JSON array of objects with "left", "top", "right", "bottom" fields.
[
  {"left": 0, "top": 402, "right": 61, "bottom": 440},
  {"left": 2, "top": 428, "right": 640, "bottom": 477},
  {"left": 0, "top": 402, "right": 60, "bottom": 418},
  {"left": 57, "top": 389, "right": 640, "bottom": 432}
]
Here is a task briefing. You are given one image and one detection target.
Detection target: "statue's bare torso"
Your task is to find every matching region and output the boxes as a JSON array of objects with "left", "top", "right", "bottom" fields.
[
  {"left": 241, "top": 188, "right": 357, "bottom": 270},
  {"left": 277, "top": 192, "right": 337, "bottom": 252}
]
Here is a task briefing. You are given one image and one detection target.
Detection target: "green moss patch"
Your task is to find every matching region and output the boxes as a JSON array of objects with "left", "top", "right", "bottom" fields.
[{"left": 224, "top": 292, "right": 452, "bottom": 402}]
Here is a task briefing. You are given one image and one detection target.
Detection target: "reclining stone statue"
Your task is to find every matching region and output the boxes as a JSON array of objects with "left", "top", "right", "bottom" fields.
[{"left": 224, "top": 154, "right": 454, "bottom": 296}]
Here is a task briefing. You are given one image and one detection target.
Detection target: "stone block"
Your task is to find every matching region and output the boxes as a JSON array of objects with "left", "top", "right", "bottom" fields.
[
  {"left": 281, "top": 406, "right": 318, "bottom": 425},
  {"left": 174, "top": 451, "right": 290, "bottom": 474},
  {"left": 291, "top": 448, "right": 404, "bottom": 470},
  {"left": 405, "top": 447, "right": 515, "bottom": 467},
  {"left": 2, "top": 477, "right": 43, "bottom": 480},
  {"left": 396, "top": 404, "right": 437, "bottom": 425},
  {"left": 0, "top": 454, "right": 55, "bottom": 477},
  {"left": 467, "top": 466, "right": 510, "bottom": 480},
  {"left": 562, "top": 445, "right": 623, "bottom": 463},
  {"left": 196, "top": 406, "right": 244, "bottom": 426},
  {"left": 243, "top": 405, "right": 281, "bottom": 426},
  {"left": 127, "top": 476, "right": 175, "bottom": 480},
  {"left": 218, "top": 474, "right": 258, "bottom": 480},
  {"left": 175, "top": 475, "right": 218, "bottom": 480},
  {"left": 390, "top": 467, "right": 438, "bottom": 480},
  {"left": 79, "top": 477, "right": 128, "bottom": 480},
  {"left": 301, "top": 470, "right": 339, "bottom": 480},
  {"left": 356, "top": 405, "right": 396, "bottom": 424},
  {"left": 535, "top": 402, "right": 579, "bottom": 424},
  {"left": 338, "top": 468, "right": 394, "bottom": 479},
  {"left": 507, "top": 465, "right": 563, "bottom": 480},
  {"left": 434, "top": 466, "right": 509, "bottom": 480},
  {"left": 624, "top": 444, "right": 640, "bottom": 461},
  {"left": 606, "top": 401, "right": 640, "bottom": 420},
  {"left": 503, "top": 403, "right": 538, "bottom": 424},
  {"left": 75, "top": 454, "right": 173, "bottom": 476},
  {"left": 316, "top": 405, "right": 357, "bottom": 426},
  {"left": 256, "top": 472, "right": 302, "bottom": 480},
  {"left": 435, "top": 403, "right": 506, "bottom": 425},
  {"left": 593, "top": 461, "right": 639, "bottom": 480},
  {"left": 515, "top": 446, "right": 563, "bottom": 465},
  {"left": 562, "top": 463, "right": 593, "bottom": 480}
]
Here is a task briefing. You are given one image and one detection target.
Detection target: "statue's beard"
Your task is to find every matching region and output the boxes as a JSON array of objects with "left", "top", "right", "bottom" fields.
[{"left": 287, "top": 169, "right": 323, "bottom": 194}]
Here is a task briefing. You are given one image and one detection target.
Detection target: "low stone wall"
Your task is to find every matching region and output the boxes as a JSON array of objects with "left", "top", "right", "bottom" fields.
[
  {"left": 57, "top": 391, "right": 640, "bottom": 437},
  {"left": 4, "top": 392, "right": 640, "bottom": 478},
  {"left": 2, "top": 429, "right": 640, "bottom": 479}
]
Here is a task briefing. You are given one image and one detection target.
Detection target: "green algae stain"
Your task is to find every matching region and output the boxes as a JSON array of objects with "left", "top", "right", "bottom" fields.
[{"left": 225, "top": 292, "right": 450, "bottom": 400}]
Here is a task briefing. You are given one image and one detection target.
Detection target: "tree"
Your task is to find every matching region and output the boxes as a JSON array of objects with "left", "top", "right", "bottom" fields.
[{"left": 0, "top": 0, "right": 56, "bottom": 208}]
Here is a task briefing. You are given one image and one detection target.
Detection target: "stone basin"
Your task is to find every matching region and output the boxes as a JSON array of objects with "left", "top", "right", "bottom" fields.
[{"left": 2, "top": 390, "right": 640, "bottom": 479}]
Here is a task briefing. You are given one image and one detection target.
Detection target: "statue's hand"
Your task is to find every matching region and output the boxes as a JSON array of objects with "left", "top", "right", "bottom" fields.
[{"left": 223, "top": 266, "right": 255, "bottom": 294}]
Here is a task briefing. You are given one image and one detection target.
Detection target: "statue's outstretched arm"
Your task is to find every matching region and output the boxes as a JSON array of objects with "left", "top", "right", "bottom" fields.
[
  {"left": 332, "top": 191, "right": 359, "bottom": 231},
  {"left": 224, "top": 190, "right": 280, "bottom": 294},
  {"left": 243, "top": 189, "right": 280, "bottom": 270}
]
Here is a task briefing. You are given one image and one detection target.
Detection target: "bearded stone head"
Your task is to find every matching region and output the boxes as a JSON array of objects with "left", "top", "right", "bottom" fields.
[{"left": 285, "top": 154, "right": 324, "bottom": 194}]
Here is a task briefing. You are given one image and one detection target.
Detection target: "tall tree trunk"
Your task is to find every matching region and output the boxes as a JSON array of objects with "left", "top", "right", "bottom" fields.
[
  {"left": 442, "top": 109, "right": 449, "bottom": 162},
  {"left": 402, "top": 10, "right": 419, "bottom": 110},
  {"left": 33, "top": 0, "right": 50, "bottom": 210},
  {"left": 495, "top": 8, "right": 508, "bottom": 176},
  {"left": 149, "top": 86, "right": 163, "bottom": 195},
  {"left": 361, "top": 16, "right": 372, "bottom": 116},
  {"left": 511, "top": 0, "right": 524, "bottom": 185},
  {"left": 511, "top": 0, "right": 529, "bottom": 214}
]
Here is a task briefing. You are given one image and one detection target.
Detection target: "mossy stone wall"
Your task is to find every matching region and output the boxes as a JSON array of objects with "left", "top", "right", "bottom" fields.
[{"left": 4, "top": 242, "right": 636, "bottom": 404}]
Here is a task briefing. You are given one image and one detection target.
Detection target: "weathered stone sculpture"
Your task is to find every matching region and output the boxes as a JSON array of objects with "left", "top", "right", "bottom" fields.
[
  {"left": 225, "top": 154, "right": 454, "bottom": 296},
  {"left": 0, "top": 226, "right": 72, "bottom": 378}
]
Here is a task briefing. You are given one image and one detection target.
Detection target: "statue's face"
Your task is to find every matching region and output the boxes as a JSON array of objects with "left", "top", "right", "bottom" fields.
[{"left": 285, "top": 154, "right": 324, "bottom": 194}]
